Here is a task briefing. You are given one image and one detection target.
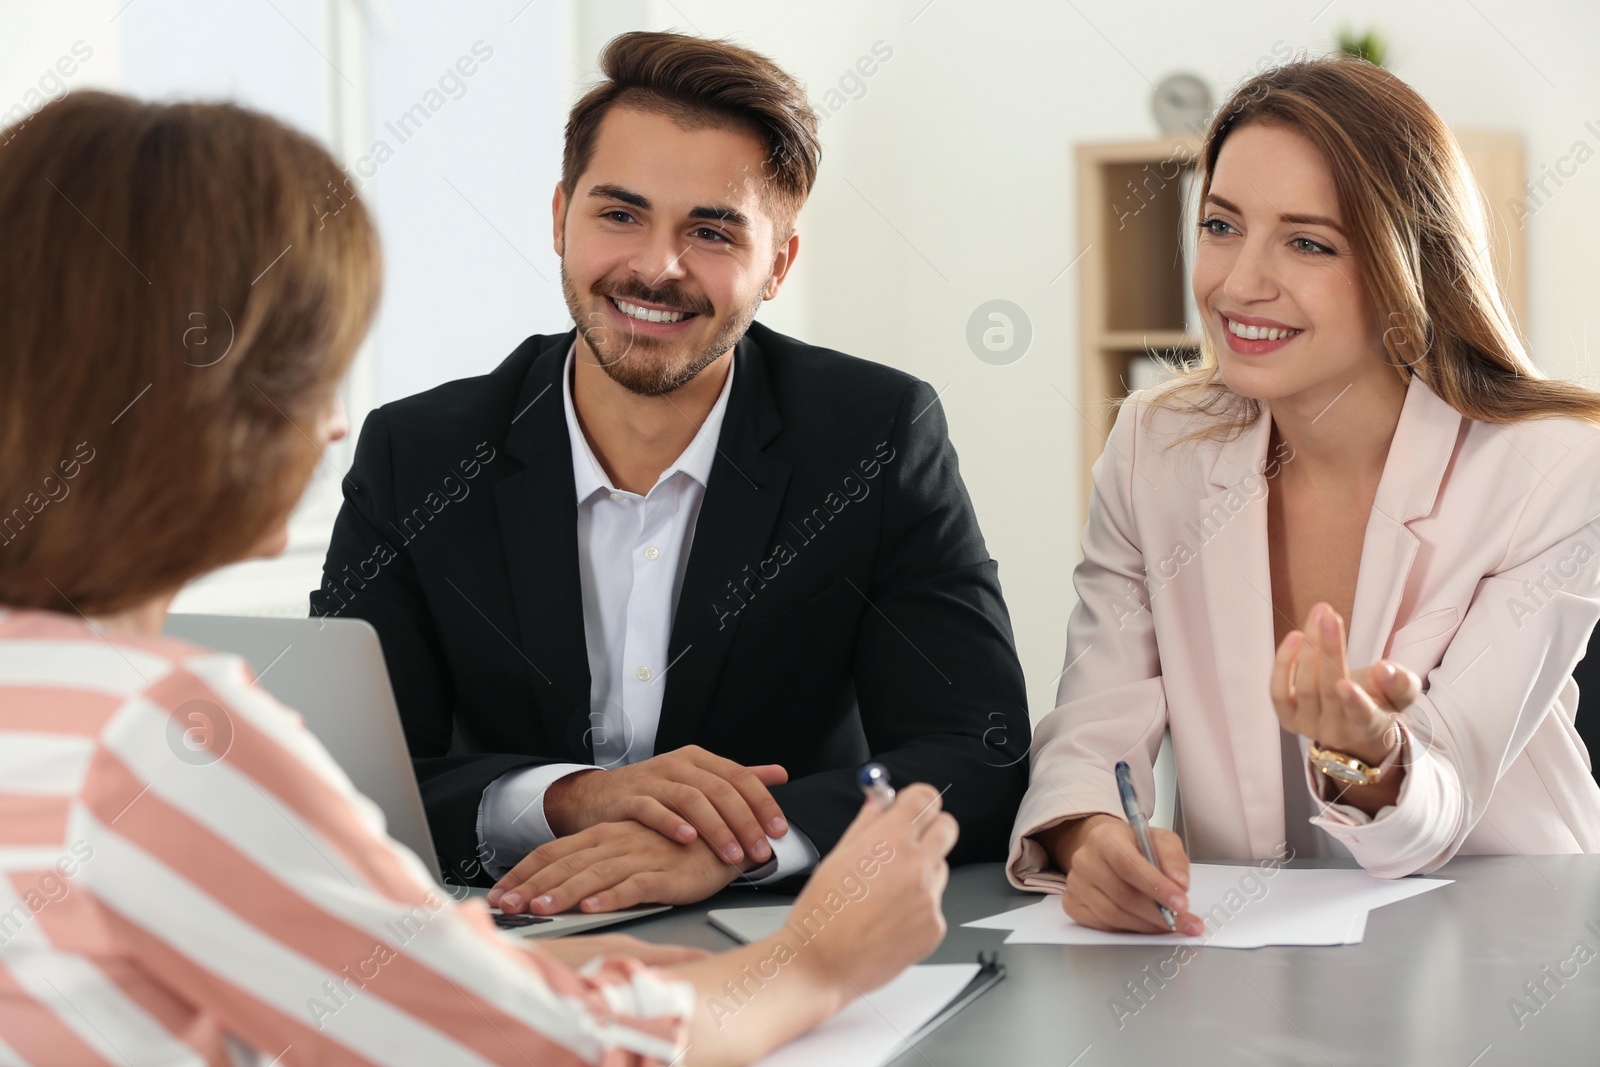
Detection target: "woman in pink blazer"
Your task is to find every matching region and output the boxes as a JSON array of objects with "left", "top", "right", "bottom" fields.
[{"left": 1009, "top": 57, "right": 1600, "bottom": 936}]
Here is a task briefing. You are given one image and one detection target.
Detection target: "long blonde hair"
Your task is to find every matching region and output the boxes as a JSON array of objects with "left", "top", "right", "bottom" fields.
[{"left": 1149, "top": 56, "right": 1600, "bottom": 438}]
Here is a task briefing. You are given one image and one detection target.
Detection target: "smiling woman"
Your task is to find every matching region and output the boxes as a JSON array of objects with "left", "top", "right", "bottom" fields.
[
  {"left": 1157, "top": 57, "right": 1600, "bottom": 437},
  {"left": 1010, "top": 56, "right": 1600, "bottom": 938}
]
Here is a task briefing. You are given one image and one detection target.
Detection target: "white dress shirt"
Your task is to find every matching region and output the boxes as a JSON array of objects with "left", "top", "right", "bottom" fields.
[{"left": 477, "top": 343, "right": 817, "bottom": 883}]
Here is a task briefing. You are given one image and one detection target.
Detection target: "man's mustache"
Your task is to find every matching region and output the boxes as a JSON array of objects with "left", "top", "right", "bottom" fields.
[{"left": 595, "top": 279, "right": 713, "bottom": 318}]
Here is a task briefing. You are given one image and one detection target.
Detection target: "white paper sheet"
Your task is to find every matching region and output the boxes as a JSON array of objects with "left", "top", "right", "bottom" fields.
[
  {"left": 962, "top": 864, "right": 1446, "bottom": 948},
  {"left": 751, "top": 963, "right": 981, "bottom": 1067},
  {"left": 988, "top": 896, "right": 1364, "bottom": 947},
  {"left": 963, "top": 900, "right": 1047, "bottom": 930}
]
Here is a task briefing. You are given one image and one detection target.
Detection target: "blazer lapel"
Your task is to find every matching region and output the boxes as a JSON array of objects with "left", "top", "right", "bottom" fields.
[
  {"left": 1345, "top": 375, "right": 1463, "bottom": 668},
  {"left": 493, "top": 331, "right": 593, "bottom": 761},
  {"left": 654, "top": 332, "right": 793, "bottom": 752},
  {"left": 1193, "top": 404, "right": 1283, "bottom": 858}
]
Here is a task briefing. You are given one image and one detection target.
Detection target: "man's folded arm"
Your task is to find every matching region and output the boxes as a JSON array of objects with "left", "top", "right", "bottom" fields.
[{"left": 769, "top": 378, "right": 1032, "bottom": 866}]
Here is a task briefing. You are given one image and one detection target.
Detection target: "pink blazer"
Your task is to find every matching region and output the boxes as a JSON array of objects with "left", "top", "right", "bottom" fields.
[{"left": 1009, "top": 374, "right": 1600, "bottom": 886}]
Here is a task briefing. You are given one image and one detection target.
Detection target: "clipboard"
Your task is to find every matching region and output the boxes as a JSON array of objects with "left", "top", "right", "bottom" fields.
[
  {"left": 903, "top": 951, "right": 1005, "bottom": 1048},
  {"left": 708, "top": 908, "right": 1005, "bottom": 1057}
]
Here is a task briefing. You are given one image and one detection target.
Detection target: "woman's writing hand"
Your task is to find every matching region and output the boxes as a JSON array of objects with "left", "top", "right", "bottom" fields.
[{"left": 1050, "top": 814, "right": 1205, "bottom": 935}]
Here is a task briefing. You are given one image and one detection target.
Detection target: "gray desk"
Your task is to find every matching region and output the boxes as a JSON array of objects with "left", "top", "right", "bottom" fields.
[{"left": 621, "top": 857, "right": 1600, "bottom": 1066}]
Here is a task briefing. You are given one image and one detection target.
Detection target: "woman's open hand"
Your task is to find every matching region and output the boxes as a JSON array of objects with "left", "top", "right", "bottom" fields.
[{"left": 1270, "top": 602, "right": 1421, "bottom": 764}]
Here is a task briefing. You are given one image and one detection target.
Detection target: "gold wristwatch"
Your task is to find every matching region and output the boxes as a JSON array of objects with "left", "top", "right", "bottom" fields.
[{"left": 1308, "top": 739, "right": 1402, "bottom": 786}]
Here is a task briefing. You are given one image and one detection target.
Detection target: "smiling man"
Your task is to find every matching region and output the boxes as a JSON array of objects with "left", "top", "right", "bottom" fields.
[{"left": 313, "top": 31, "right": 1029, "bottom": 914}]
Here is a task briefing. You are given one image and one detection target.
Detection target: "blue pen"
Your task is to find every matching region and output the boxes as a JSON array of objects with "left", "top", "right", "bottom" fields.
[
  {"left": 858, "top": 762, "right": 896, "bottom": 808},
  {"left": 1114, "top": 760, "right": 1178, "bottom": 931}
]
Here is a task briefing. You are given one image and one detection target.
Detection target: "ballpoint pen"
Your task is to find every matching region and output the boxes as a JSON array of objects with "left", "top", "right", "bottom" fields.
[
  {"left": 859, "top": 762, "right": 896, "bottom": 808},
  {"left": 1115, "top": 760, "right": 1178, "bottom": 931}
]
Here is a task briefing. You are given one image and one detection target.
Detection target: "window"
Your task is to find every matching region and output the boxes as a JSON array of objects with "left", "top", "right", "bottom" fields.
[{"left": 31, "top": 0, "right": 575, "bottom": 615}]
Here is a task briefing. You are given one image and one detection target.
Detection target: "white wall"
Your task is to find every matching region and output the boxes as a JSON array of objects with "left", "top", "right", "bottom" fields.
[
  {"left": 364, "top": 2, "right": 569, "bottom": 405},
  {"left": 0, "top": 1, "right": 122, "bottom": 102},
  {"left": 571, "top": 0, "right": 1600, "bottom": 719}
]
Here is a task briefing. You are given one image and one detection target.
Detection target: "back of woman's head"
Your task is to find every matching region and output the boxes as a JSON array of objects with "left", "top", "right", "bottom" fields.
[
  {"left": 1162, "top": 55, "right": 1600, "bottom": 434},
  {"left": 0, "top": 91, "right": 380, "bottom": 615}
]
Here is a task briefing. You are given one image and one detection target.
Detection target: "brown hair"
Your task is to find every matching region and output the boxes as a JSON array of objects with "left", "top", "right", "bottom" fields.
[
  {"left": 563, "top": 31, "right": 821, "bottom": 233},
  {"left": 0, "top": 91, "right": 381, "bottom": 614},
  {"left": 1148, "top": 55, "right": 1600, "bottom": 438}
]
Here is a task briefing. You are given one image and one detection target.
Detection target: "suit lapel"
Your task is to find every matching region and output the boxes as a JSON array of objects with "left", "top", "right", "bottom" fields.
[
  {"left": 1193, "top": 405, "right": 1282, "bottom": 858},
  {"left": 1345, "top": 375, "right": 1462, "bottom": 667},
  {"left": 654, "top": 333, "right": 792, "bottom": 752},
  {"left": 494, "top": 331, "right": 593, "bottom": 761}
]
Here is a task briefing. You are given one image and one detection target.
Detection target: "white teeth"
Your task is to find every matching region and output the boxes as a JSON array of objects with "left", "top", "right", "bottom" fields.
[
  {"left": 1226, "top": 317, "right": 1300, "bottom": 342},
  {"left": 613, "top": 298, "right": 686, "bottom": 324}
]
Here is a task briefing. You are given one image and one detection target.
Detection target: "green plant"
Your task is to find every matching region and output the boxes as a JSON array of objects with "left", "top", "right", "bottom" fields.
[{"left": 1336, "top": 27, "right": 1388, "bottom": 68}]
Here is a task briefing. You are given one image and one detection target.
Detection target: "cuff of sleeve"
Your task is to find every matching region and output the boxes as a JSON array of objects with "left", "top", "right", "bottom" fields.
[
  {"left": 741, "top": 824, "right": 819, "bottom": 885},
  {"left": 1006, "top": 803, "right": 1123, "bottom": 893},
  {"left": 579, "top": 956, "right": 694, "bottom": 1062},
  {"left": 1305, "top": 727, "right": 1454, "bottom": 876},
  {"left": 1008, "top": 833, "right": 1069, "bottom": 893},
  {"left": 477, "top": 763, "right": 593, "bottom": 879}
]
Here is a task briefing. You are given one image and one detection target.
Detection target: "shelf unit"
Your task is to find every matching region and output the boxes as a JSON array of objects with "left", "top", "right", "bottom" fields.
[{"left": 1075, "top": 131, "right": 1527, "bottom": 506}]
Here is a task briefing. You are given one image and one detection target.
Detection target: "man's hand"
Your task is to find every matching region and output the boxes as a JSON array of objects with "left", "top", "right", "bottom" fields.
[
  {"left": 544, "top": 745, "right": 789, "bottom": 866},
  {"left": 488, "top": 820, "right": 755, "bottom": 915}
]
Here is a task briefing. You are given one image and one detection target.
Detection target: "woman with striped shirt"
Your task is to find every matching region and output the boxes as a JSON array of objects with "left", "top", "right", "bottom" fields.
[{"left": 0, "top": 91, "right": 957, "bottom": 1067}]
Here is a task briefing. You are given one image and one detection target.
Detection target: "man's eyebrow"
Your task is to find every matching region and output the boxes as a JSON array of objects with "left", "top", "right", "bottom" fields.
[
  {"left": 1205, "top": 193, "right": 1345, "bottom": 235},
  {"left": 585, "top": 184, "right": 749, "bottom": 229},
  {"left": 587, "top": 183, "right": 649, "bottom": 210},
  {"left": 688, "top": 204, "right": 750, "bottom": 229}
]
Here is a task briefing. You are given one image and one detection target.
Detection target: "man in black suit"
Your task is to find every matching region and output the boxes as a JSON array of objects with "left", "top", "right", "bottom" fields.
[{"left": 313, "top": 30, "right": 1029, "bottom": 914}]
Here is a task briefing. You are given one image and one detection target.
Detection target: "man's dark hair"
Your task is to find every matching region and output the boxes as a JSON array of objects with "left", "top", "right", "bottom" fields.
[{"left": 563, "top": 31, "right": 821, "bottom": 231}]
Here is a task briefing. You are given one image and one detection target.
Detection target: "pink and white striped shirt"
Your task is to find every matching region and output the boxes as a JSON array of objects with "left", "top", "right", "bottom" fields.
[{"left": 0, "top": 608, "right": 693, "bottom": 1066}]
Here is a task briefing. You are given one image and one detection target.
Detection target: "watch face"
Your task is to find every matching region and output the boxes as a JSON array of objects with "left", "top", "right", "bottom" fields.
[{"left": 1313, "top": 758, "right": 1370, "bottom": 785}]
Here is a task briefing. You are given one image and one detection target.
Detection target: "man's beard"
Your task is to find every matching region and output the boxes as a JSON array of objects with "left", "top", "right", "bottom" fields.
[{"left": 562, "top": 264, "right": 765, "bottom": 397}]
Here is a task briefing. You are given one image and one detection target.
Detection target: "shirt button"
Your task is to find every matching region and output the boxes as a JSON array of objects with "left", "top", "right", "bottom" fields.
[
  {"left": 609, "top": 491, "right": 625, "bottom": 502},
  {"left": 643, "top": 545, "right": 661, "bottom": 561},
  {"left": 635, "top": 665, "right": 653, "bottom": 681}
]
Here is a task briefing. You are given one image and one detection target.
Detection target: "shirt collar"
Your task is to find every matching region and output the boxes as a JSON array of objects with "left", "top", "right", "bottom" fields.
[{"left": 562, "top": 339, "right": 735, "bottom": 501}]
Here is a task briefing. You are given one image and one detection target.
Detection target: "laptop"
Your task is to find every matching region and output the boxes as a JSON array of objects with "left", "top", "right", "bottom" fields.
[{"left": 160, "top": 613, "right": 668, "bottom": 937}]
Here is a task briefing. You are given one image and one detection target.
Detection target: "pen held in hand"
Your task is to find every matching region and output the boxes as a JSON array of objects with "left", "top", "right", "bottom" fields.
[
  {"left": 1114, "top": 760, "right": 1178, "bottom": 931},
  {"left": 858, "top": 762, "right": 896, "bottom": 808}
]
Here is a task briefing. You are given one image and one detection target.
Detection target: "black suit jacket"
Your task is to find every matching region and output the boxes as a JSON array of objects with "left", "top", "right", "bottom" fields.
[{"left": 312, "top": 322, "right": 1031, "bottom": 885}]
